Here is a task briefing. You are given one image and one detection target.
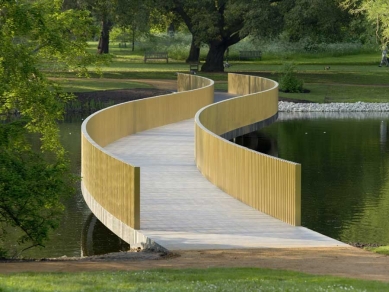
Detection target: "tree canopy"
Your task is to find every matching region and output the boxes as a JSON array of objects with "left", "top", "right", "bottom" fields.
[
  {"left": 341, "top": 0, "right": 389, "bottom": 46},
  {"left": 0, "top": 0, "right": 98, "bottom": 255},
  {"left": 74, "top": 0, "right": 153, "bottom": 54},
  {"left": 159, "top": 0, "right": 282, "bottom": 71},
  {"left": 280, "top": 0, "right": 356, "bottom": 43},
  {"left": 156, "top": 0, "right": 369, "bottom": 71}
]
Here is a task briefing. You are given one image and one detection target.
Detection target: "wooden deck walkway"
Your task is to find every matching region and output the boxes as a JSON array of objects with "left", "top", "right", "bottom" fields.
[{"left": 104, "top": 92, "right": 348, "bottom": 250}]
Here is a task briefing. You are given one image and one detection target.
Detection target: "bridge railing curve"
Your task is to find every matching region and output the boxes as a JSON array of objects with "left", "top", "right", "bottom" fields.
[
  {"left": 195, "top": 73, "right": 301, "bottom": 226},
  {"left": 81, "top": 74, "right": 214, "bottom": 236}
]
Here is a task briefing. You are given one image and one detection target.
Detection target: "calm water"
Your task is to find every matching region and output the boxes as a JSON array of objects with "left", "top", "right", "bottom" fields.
[
  {"left": 20, "top": 112, "right": 389, "bottom": 257},
  {"left": 235, "top": 112, "right": 389, "bottom": 245},
  {"left": 19, "top": 115, "right": 129, "bottom": 259}
]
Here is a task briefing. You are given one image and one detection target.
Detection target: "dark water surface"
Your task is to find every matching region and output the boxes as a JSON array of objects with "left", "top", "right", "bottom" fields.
[
  {"left": 21, "top": 112, "right": 389, "bottom": 257},
  {"left": 235, "top": 112, "right": 389, "bottom": 245},
  {"left": 20, "top": 115, "right": 129, "bottom": 259}
]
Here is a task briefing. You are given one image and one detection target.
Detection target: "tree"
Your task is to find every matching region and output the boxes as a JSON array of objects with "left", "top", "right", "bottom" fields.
[
  {"left": 78, "top": 0, "right": 153, "bottom": 54},
  {"left": 75, "top": 0, "right": 116, "bottom": 54},
  {"left": 0, "top": 0, "right": 98, "bottom": 255},
  {"left": 167, "top": 2, "right": 202, "bottom": 63},
  {"left": 341, "top": 0, "right": 389, "bottom": 46},
  {"left": 0, "top": 122, "right": 76, "bottom": 255},
  {"left": 158, "top": 0, "right": 282, "bottom": 72},
  {"left": 115, "top": 0, "right": 152, "bottom": 52},
  {"left": 280, "top": 0, "right": 356, "bottom": 43}
]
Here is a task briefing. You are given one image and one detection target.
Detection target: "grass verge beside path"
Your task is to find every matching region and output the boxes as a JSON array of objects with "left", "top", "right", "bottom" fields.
[
  {"left": 365, "top": 246, "right": 389, "bottom": 256},
  {"left": 1, "top": 267, "right": 388, "bottom": 292}
]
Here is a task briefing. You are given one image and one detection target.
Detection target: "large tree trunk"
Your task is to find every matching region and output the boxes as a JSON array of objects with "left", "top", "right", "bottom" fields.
[
  {"left": 97, "top": 20, "right": 112, "bottom": 54},
  {"left": 186, "top": 36, "right": 200, "bottom": 63},
  {"left": 201, "top": 40, "right": 227, "bottom": 72}
]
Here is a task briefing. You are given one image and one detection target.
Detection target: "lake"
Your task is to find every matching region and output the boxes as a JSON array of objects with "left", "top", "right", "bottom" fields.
[
  {"left": 235, "top": 112, "right": 389, "bottom": 246},
  {"left": 21, "top": 112, "right": 389, "bottom": 258}
]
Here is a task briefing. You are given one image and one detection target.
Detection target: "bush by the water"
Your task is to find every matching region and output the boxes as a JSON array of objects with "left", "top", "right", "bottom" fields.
[{"left": 278, "top": 63, "right": 304, "bottom": 93}]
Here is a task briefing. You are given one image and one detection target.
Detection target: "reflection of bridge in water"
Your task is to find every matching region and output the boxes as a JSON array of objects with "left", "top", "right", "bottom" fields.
[
  {"left": 81, "top": 74, "right": 348, "bottom": 251},
  {"left": 81, "top": 213, "right": 130, "bottom": 257}
]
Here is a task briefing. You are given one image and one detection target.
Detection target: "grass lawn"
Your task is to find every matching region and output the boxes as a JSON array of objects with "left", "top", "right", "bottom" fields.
[
  {"left": 365, "top": 246, "right": 389, "bottom": 256},
  {"left": 46, "top": 43, "right": 389, "bottom": 103},
  {"left": 0, "top": 267, "right": 388, "bottom": 292},
  {"left": 280, "top": 83, "right": 389, "bottom": 103},
  {"left": 56, "top": 78, "right": 152, "bottom": 92}
]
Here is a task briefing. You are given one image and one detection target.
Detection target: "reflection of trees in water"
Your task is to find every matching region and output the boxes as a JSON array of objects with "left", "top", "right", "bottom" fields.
[
  {"left": 380, "top": 121, "right": 387, "bottom": 146},
  {"left": 233, "top": 117, "right": 389, "bottom": 245},
  {"left": 81, "top": 213, "right": 130, "bottom": 257},
  {"left": 232, "top": 131, "right": 278, "bottom": 157},
  {"left": 275, "top": 118, "right": 389, "bottom": 244}
]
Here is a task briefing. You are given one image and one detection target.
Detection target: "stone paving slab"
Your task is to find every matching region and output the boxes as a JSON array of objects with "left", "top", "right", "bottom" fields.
[{"left": 105, "top": 108, "right": 348, "bottom": 250}]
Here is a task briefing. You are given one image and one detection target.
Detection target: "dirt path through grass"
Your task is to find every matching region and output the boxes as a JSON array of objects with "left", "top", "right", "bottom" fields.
[{"left": 1, "top": 247, "right": 388, "bottom": 283}]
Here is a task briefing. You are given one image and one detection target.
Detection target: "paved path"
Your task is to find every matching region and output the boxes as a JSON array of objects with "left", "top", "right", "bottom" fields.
[
  {"left": 105, "top": 92, "right": 348, "bottom": 250},
  {"left": 2, "top": 248, "right": 389, "bottom": 282}
]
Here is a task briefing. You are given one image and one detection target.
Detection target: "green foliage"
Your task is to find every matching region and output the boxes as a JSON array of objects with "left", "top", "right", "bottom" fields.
[
  {"left": 0, "top": 0, "right": 101, "bottom": 256},
  {"left": 228, "top": 38, "right": 376, "bottom": 60},
  {"left": 0, "top": 247, "right": 7, "bottom": 259},
  {"left": 133, "top": 33, "right": 201, "bottom": 60},
  {"left": 278, "top": 63, "right": 304, "bottom": 93},
  {"left": 0, "top": 0, "right": 101, "bottom": 154},
  {"left": 342, "top": 0, "right": 389, "bottom": 46},
  {"left": 155, "top": 0, "right": 283, "bottom": 71},
  {"left": 0, "top": 122, "right": 76, "bottom": 255},
  {"left": 77, "top": 0, "right": 154, "bottom": 53},
  {"left": 111, "top": 27, "right": 133, "bottom": 44},
  {"left": 279, "top": 0, "right": 359, "bottom": 43}
]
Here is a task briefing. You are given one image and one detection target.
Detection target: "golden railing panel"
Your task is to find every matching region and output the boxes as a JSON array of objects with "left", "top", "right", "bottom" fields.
[
  {"left": 195, "top": 73, "right": 301, "bottom": 226},
  {"left": 81, "top": 74, "right": 214, "bottom": 230}
]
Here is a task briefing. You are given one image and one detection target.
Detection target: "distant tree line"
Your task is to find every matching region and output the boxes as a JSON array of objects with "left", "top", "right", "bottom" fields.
[{"left": 62, "top": 0, "right": 383, "bottom": 72}]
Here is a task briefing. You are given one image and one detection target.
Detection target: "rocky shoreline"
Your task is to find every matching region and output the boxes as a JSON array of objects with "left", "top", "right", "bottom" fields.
[{"left": 279, "top": 101, "right": 389, "bottom": 112}]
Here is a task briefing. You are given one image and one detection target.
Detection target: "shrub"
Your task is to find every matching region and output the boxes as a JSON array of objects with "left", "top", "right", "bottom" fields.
[{"left": 278, "top": 63, "right": 304, "bottom": 93}]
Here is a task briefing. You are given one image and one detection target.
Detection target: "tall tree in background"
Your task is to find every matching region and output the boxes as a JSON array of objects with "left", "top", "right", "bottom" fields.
[
  {"left": 80, "top": 0, "right": 116, "bottom": 54},
  {"left": 0, "top": 0, "right": 98, "bottom": 255},
  {"left": 166, "top": 2, "right": 202, "bottom": 63},
  {"left": 116, "top": 0, "right": 151, "bottom": 51},
  {"left": 280, "top": 0, "right": 355, "bottom": 43},
  {"left": 341, "top": 0, "right": 389, "bottom": 46},
  {"left": 79, "top": 0, "right": 152, "bottom": 54},
  {"left": 158, "top": 0, "right": 282, "bottom": 72}
]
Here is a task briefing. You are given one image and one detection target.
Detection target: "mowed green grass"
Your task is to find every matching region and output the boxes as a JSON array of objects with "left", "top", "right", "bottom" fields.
[
  {"left": 47, "top": 43, "right": 389, "bottom": 103},
  {"left": 0, "top": 268, "right": 388, "bottom": 292},
  {"left": 56, "top": 78, "right": 152, "bottom": 92},
  {"left": 280, "top": 83, "right": 389, "bottom": 103}
]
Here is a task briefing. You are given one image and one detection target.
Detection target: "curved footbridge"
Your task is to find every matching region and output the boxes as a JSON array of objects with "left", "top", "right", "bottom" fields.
[{"left": 81, "top": 73, "right": 347, "bottom": 251}]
